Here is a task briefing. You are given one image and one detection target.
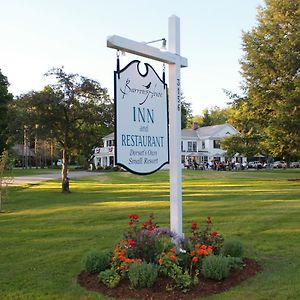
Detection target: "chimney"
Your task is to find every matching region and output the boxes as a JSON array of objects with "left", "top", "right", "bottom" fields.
[{"left": 192, "top": 122, "right": 199, "bottom": 130}]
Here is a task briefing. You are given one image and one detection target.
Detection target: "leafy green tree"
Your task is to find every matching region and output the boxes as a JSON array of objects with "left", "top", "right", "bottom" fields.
[
  {"left": 44, "top": 68, "right": 113, "bottom": 192},
  {"left": 189, "top": 106, "right": 232, "bottom": 128},
  {"left": 240, "top": 0, "right": 300, "bottom": 162},
  {"left": 11, "top": 68, "right": 113, "bottom": 192},
  {"left": 181, "top": 95, "right": 193, "bottom": 129},
  {"left": 0, "top": 70, "right": 13, "bottom": 153}
]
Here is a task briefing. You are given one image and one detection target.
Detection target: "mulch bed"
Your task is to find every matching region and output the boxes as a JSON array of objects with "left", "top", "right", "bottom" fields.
[{"left": 78, "top": 258, "right": 262, "bottom": 299}]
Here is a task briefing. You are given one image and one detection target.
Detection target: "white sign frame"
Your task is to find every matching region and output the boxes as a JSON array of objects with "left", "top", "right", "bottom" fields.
[{"left": 107, "top": 15, "right": 187, "bottom": 237}]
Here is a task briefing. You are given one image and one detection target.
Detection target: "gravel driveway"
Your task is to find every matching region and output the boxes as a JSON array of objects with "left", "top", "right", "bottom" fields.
[{"left": 8, "top": 171, "right": 100, "bottom": 185}]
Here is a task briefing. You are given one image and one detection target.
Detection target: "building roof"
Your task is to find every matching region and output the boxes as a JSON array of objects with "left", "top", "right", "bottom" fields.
[
  {"left": 102, "top": 124, "right": 238, "bottom": 141},
  {"left": 196, "top": 124, "right": 237, "bottom": 138},
  {"left": 181, "top": 128, "right": 198, "bottom": 139},
  {"left": 103, "top": 132, "right": 115, "bottom": 140}
]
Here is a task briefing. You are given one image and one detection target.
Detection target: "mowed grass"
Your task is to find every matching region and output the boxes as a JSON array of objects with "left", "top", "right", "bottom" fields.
[{"left": 0, "top": 169, "right": 300, "bottom": 299}]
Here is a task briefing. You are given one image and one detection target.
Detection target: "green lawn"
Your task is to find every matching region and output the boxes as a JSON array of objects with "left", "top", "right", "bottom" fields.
[{"left": 0, "top": 169, "right": 300, "bottom": 299}]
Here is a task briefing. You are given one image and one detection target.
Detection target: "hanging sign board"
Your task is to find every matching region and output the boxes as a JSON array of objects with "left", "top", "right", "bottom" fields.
[{"left": 115, "top": 60, "right": 169, "bottom": 175}]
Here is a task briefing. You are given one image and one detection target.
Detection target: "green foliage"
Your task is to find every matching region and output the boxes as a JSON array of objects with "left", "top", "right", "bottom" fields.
[
  {"left": 158, "top": 249, "right": 182, "bottom": 278},
  {"left": 181, "top": 94, "right": 193, "bottom": 129},
  {"left": 99, "top": 269, "right": 121, "bottom": 288},
  {"left": 201, "top": 255, "right": 231, "bottom": 280},
  {"left": 222, "top": 237, "right": 244, "bottom": 258},
  {"left": 237, "top": 0, "right": 300, "bottom": 161},
  {"left": 188, "top": 106, "right": 232, "bottom": 129},
  {"left": 174, "top": 270, "right": 194, "bottom": 293},
  {"left": 0, "top": 69, "right": 13, "bottom": 153},
  {"left": 84, "top": 250, "right": 112, "bottom": 273},
  {"left": 227, "top": 256, "right": 243, "bottom": 269},
  {"left": 154, "top": 233, "right": 175, "bottom": 254},
  {"left": 0, "top": 150, "right": 12, "bottom": 212},
  {"left": 128, "top": 261, "right": 158, "bottom": 288}
]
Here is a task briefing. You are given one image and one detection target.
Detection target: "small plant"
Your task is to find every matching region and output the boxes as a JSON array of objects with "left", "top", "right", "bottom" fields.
[
  {"left": 158, "top": 247, "right": 181, "bottom": 278},
  {"left": 84, "top": 250, "right": 112, "bottom": 273},
  {"left": 201, "top": 255, "right": 231, "bottom": 280},
  {"left": 189, "top": 217, "right": 224, "bottom": 255},
  {"left": 174, "top": 270, "right": 194, "bottom": 293},
  {"left": 99, "top": 269, "right": 121, "bottom": 288},
  {"left": 222, "top": 237, "right": 244, "bottom": 258},
  {"left": 189, "top": 243, "right": 214, "bottom": 273},
  {"left": 128, "top": 261, "right": 158, "bottom": 288},
  {"left": 227, "top": 256, "right": 243, "bottom": 269},
  {"left": 111, "top": 240, "right": 142, "bottom": 275}
]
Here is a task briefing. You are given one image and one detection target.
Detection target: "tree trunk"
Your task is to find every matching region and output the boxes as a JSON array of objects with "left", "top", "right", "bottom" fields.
[{"left": 61, "top": 146, "right": 70, "bottom": 193}]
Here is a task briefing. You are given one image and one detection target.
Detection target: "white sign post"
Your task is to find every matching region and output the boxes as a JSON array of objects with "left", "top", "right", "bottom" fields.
[{"left": 107, "top": 15, "right": 188, "bottom": 237}]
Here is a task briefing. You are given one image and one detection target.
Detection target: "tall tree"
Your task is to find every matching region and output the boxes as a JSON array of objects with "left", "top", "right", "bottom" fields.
[
  {"left": 0, "top": 69, "right": 13, "bottom": 153},
  {"left": 240, "top": 0, "right": 300, "bottom": 162},
  {"left": 44, "top": 68, "right": 113, "bottom": 192},
  {"left": 12, "top": 68, "right": 113, "bottom": 192}
]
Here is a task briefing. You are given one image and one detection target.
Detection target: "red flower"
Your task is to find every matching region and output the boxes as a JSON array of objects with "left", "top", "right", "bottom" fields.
[
  {"left": 210, "top": 231, "right": 218, "bottom": 237},
  {"left": 143, "top": 222, "right": 148, "bottom": 228},
  {"left": 169, "top": 254, "right": 177, "bottom": 262},
  {"left": 191, "top": 221, "right": 198, "bottom": 230},
  {"left": 133, "top": 214, "right": 139, "bottom": 220},
  {"left": 192, "top": 256, "right": 199, "bottom": 263},
  {"left": 128, "top": 213, "right": 134, "bottom": 219},
  {"left": 127, "top": 239, "right": 135, "bottom": 247},
  {"left": 129, "top": 220, "right": 133, "bottom": 225}
]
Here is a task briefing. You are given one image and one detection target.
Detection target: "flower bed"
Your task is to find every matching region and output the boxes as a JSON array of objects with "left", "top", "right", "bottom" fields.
[{"left": 78, "top": 214, "right": 262, "bottom": 298}]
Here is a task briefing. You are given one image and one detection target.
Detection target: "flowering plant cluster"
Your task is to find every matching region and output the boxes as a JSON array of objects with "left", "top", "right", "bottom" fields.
[
  {"left": 111, "top": 240, "right": 142, "bottom": 274},
  {"left": 189, "top": 216, "right": 224, "bottom": 255},
  {"left": 157, "top": 247, "right": 180, "bottom": 277},
  {"left": 94, "top": 214, "right": 244, "bottom": 292}
]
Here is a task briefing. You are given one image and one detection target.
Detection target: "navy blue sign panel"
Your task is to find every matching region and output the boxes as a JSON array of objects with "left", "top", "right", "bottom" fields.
[{"left": 115, "top": 60, "right": 169, "bottom": 175}]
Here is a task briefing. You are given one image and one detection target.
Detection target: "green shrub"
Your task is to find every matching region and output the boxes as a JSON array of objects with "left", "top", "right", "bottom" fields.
[
  {"left": 222, "top": 237, "right": 244, "bottom": 258},
  {"left": 84, "top": 250, "right": 112, "bottom": 273},
  {"left": 99, "top": 269, "right": 121, "bottom": 288},
  {"left": 227, "top": 256, "right": 243, "bottom": 269},
  {"left": 174, "top": 271, "right": 194, "bottom": 293},
  {"left": 201, "top": 255, "right": 231, "bottom": 280},
  {"left": 128, "top": 261, "right": 158, "bottom": 288}
]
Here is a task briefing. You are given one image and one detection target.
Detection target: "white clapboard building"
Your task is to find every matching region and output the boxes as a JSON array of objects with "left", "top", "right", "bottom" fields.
[{"left": 92, "top": 123, "right": 247, "bottom": 169}]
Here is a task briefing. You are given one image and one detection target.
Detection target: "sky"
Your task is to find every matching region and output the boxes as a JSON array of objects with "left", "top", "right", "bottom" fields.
[{"left": 0, "top": 0, "right": 265, "bottom": 114}]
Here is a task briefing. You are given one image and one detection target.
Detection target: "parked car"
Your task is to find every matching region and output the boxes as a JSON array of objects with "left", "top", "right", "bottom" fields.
[
  {"left": 290, "top": 161, "right": 300, "bottom": 168},
  {"left": 272, "top": 161, "right": 287, "bottom": 168},
  {"left": 248, "top": 161, "right": 263, "bottom": 169}
]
